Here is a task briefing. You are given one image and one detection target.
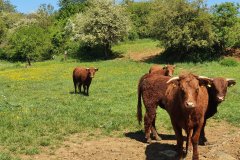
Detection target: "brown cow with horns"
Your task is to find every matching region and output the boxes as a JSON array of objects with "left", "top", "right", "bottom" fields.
[
  {"left": 199, "top": 77, "right": 236, "bottom": 145},
  {"left": 73, "top": 67, "right": 98, "bottom": 96},
  {"left": 165, "top": 73, "right": 211, "bottom": 160}
]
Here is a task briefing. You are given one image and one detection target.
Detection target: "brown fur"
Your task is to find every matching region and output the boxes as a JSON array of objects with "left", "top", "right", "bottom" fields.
[
  {"left": 165, "top": 73, "right": 210, "bottom": 160},
  {"left": 199, "top": 77, "right": 236, "bottom": 145},
  {"left": 72, "top": 67, "right": 98, "bottom": 96},
  {"left": 149, "top": 64, "right": 175, "bottom": 76},
  {"left": 137, "top": 73, "right": 171, "bottom": 143}
]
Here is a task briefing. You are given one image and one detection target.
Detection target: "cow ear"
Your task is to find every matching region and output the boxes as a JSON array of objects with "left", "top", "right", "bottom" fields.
[
  {"left": 197, "top": 76, "right": 213, "bottom": 87},
  {"left": 95, "top": 68, "right": 98, "bottom": 71},
  {"left": 227, "top": 79, "right": 236, "bottom": 87}
]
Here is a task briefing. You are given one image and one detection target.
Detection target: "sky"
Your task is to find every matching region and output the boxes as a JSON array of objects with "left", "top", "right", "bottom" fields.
[{"left": 9, "top": 0, "right": 240, "bottom": 14}]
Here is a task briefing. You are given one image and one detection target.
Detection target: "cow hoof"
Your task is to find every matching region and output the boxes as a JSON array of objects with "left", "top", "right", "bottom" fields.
[
  {"left": 146, "top": 139, "right": 152, "bottom": 144},
  {"left": 155, "top": 136, "right": 162, "bottom": 141},
  {"left": 203, "top": 141, "right": 211, "bottom": 146},
  {"left": 199, "top": 137, "right": 208, "bottom": 146}
]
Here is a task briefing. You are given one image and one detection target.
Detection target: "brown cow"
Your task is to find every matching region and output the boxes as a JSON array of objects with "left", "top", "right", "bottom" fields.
[
  {"left": 137, "top": 73, "right": 171, "bottom": 143},
  {"left": 199, "top": 77, "right": 236, "bottom": 145},
  {"left": 149, "top": 64, "right": 176, "bottom": 76},
  {"left": 73, "top": 67, "right": 98, "bottom": 96},
  {"left": 165, "top": 73, "right": 211, "bottom": 160}
]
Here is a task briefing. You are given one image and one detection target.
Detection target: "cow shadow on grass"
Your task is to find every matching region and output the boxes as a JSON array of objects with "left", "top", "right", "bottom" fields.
[
  {"left": 69, "top": 91, "right": 89, "bottom": 96},
  {"left": 124, "top": 130, "right": 176, "bottom": 143}
]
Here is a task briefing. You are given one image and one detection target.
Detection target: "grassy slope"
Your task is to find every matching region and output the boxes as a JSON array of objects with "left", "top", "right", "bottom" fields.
[{"left": 0, "top": 39, "right": 239, "bottom": 158}]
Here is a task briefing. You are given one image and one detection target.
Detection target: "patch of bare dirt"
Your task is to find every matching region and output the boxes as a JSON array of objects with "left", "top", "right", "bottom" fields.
[
  {"left": 23, "top": 120, "right": 240, "bottom": 160},
  {"left": 226, "top": 48, "right": 240, "bottom": 61},
  {"left": 125, "top": 49, "right": 163, "bottom": 61}
]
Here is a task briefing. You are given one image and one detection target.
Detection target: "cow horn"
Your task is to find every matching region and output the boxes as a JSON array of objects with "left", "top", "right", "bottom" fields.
[
  {"left": 198, "top": 76, "right": 213, "bottom": 81},
  {"left": 167, "top": 76, "right": 179, "bottom": 83},
  {"left": 226, "top": 78, "right": 236, "bottom": 87}
]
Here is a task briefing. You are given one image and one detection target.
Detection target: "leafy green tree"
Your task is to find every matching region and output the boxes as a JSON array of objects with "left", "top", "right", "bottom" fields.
[
  {"left": 212, "top": 2, "right": 240, "bottom": 51},
  {"left": 0, "top": 0, "right": 16, "bottom": 12},
  {"left": 59, "top": 0, "right": 86, "bottom": 8},
  {"left": 8, "top": 25, "right": 52, "bottom": 64},
  {"left": 34, "top": 4, "right": 55, "bottom": 29},
  {"left": 125, "top": 1, "right": 153, "bottom": 38},
  {"left": 70, "top": 0, "right": 130, "bottom": 58},
  {"left": 57, "top": 0, "right": 87, "bottom": 19},
  {"left": 150, "top": 0, "right": 216, "bottom": 61},
  {"left": 0, "top": 17, "right": 7, "bottom": 43}
]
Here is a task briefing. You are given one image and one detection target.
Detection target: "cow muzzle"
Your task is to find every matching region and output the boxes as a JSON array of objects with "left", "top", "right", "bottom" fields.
[
  {"left": 217, "top": 96, "right": 224, "bottom": 102},
  {"left": 185, "top": 101, "right": 195, "bottom": 108}
]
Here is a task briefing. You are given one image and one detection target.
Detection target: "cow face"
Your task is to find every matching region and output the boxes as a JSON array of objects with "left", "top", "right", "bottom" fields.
[
  {"left": 86, "top": 67, "right": 98, "bottom": 78},
  {"left": 167, "top": 74, "right": 211, "bottom": 109},
  {"left": 211, "top": 78, "right": 236, "bottom": 102},
  {"left": 164, "top": 65, "right": 176, "bottom": 77},
  {"left": 179, "top": 75, "right": 201, "bottom": 109}
]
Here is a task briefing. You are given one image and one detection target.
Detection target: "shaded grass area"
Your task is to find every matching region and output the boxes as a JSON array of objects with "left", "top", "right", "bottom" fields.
[{"left": 0, "top": 41, "right": 239, "bottom": 158}]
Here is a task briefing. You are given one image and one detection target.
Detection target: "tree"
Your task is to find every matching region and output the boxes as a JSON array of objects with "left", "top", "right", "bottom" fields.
[
  {"left": 70, "top": 0, "right": 130, "bottom": 58},
  {"left": 57, "top": 0, "right": 87, "bottom": 19},
  {"left": 0, "top": 0, "right": 16, "bottom": 12},
  {"left": 150, "top": 0, "right": 216, "bottom": 61},
  {"left": 126, "top": 1, "right": 153, "bottom": 38},
  {"left": 0, "top": 16, "right": 7, "bottom": 43},
  {"left": 8, "top": 25, "right": 52, "bottom": 64},
  {"left": 59, "top": 0, "right": 86, "bottom": 8},
  {"left": 212, "top": 2, "right": 240, "bottom": 51},
  {"left": 34, "top": 4, "right": 55, "bottom": 29}
]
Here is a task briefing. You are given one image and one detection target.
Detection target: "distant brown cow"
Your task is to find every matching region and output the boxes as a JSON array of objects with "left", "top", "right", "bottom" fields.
[
  {"left": 137, "top": 73, "right": 171, "bottom": 143},
  {"left": 149, "top": 64, "right": 176, "bottom": 76},
  {"left": 165, "top": 73, "right": 211, "bottom": 160},
  {"left": 199, "top": 77, "right": 236, "bottom": 145},
  {"left": 73, "top": 67, "right": 98, "bottom": 96}
]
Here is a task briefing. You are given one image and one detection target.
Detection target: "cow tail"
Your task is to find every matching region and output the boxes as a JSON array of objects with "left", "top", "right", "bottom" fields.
[{"left": 137, "top": 78, "right": 143, "bottom": 125}]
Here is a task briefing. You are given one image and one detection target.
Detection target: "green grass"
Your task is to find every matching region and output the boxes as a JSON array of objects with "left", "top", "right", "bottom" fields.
[
  {"left": 112, "top": 38, "right": 161, "bottom": 54},
  {"left": 0, "top": 39, "right": 239, "bottom": 158}
]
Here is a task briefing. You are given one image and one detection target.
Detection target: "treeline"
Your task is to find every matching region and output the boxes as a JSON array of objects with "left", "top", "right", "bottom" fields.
[{"left": 0, "top": 0, "right": 239, "bottom": 63}]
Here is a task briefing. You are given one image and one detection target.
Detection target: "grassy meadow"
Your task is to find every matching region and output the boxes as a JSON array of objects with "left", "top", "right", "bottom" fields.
[{"left": 0, "top": 39, "right": 239, "bottom": 159}]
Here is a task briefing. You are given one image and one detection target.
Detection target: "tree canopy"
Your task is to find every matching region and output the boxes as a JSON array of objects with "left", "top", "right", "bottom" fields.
[
  {"left": 212, "top": 2, "right": 240, "bottom": 50},
  {"left": 69, "top": 0, "right": 130, "bottom": 58},
  {"left": 0, "top": 0, "right": 239, "bottom": 62}
]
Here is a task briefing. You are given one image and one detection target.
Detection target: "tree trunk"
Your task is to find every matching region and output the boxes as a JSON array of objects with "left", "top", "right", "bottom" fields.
[
  {"left": 27, "top": 57, "right": 31, "bottom": 66},
  {"left": 104, "top": 43, "right": 111, "bottom": 59}
]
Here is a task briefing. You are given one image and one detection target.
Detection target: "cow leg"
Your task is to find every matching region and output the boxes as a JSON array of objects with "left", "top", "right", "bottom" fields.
[
  {"left": 144, "top": 113, "right": 152, "bottom": 143},
  {"left": 186, "top": 128, "right": 193, "bottom": 156},
  {"left": 151, "top": 116, "right": 161, "bottom": 141},
  {"left": 199, "top": 119, "right": 208, "bottom": 145},
  {"left": 86, "top": 85, "right": 89, "bottom": 96},
  {"left": 83, "top": 85, "right": 87, "bottom": 94},
  {"left": 172, "top": 123, "right": 184, "bottom": 159},
  {"left": 191, "top": 122, "right": 204, "bottom": 160},
  {"left": 78, "top": 83, "right": 82, "bottom": 93},
  {"left": 144, "top": 107, "right": 156, "bottom": 143},
  {"left": 74, "top": 82, "right": 77, "bottom": 93}
]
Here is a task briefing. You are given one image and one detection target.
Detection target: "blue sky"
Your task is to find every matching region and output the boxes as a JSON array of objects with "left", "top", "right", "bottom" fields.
[{"left": 9, "top": 0, "right": 240, "bottom": 14}]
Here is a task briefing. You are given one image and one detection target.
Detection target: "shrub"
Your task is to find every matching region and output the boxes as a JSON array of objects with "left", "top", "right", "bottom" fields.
[{"left": 220, "top": 57, "right": 238, "bottom": 67}]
